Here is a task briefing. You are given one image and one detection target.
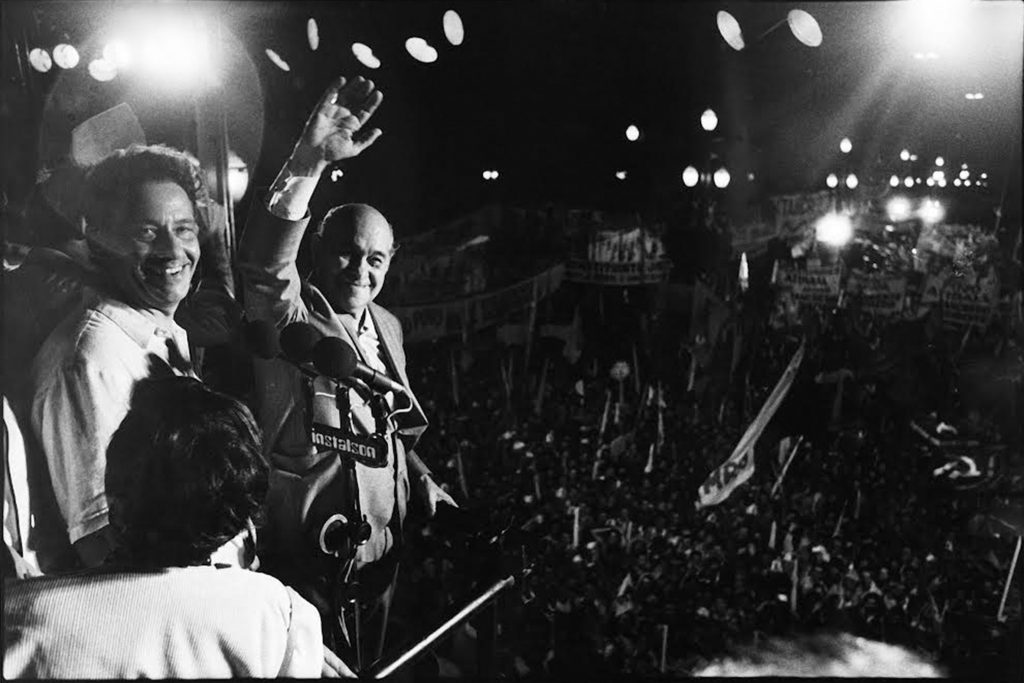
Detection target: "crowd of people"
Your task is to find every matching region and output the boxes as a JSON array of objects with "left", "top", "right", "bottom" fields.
[{"left": 391, "top": 290, "right": 1022, "bottom": 678}]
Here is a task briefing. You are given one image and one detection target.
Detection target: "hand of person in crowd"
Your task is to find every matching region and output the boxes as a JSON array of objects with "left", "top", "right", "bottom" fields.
[
  {"left": 322, "top": 645, "right": 357, "bottom": 678},
  {"left": 420, "top": 473, "right": 459, "bottom": 516},
  {"left": 289, "top": 75, "right": 384, "bottom": 176}
]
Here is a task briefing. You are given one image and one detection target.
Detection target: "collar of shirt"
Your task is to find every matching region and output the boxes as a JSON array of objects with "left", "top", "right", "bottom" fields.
[{"left": 89, "top": 293, "right": 190, "bottom": 353}]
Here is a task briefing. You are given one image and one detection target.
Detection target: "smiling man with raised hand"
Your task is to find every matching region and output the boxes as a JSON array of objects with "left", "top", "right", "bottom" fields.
[
  {"left": 27, "top": 145, "right": 205, "bottom": 570},
  {"left": 238, "top": 75, "right": 455, "bottom": 667}
]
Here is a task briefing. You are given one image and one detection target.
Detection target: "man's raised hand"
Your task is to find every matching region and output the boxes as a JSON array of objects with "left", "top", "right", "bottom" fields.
[{"left": 297, "top": 76, "right": 384, "bottom": 165}]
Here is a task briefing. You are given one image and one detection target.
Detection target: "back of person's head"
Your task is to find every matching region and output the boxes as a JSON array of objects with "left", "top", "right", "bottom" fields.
[
  {"left": 105, "top": 377, "right": 267, "bottom": 568},
  {"left": 82, "top": 144, "right": 210, "bottom": 240},
  {"left": 693, "top": 632, "right": 944, "bottom": 677}
]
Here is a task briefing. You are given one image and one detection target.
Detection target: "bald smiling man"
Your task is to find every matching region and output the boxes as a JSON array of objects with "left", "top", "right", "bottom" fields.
[{"left": 238, "top": 75, "right": 455, "bottom": 669}]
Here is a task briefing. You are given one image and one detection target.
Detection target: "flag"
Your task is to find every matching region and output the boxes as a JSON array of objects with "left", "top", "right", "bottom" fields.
[
  {"left": 617, "top": 572, "right": 634, "bottom": 597},
  {"left": 697, "top": 341, "right": 806, "bottom": 508}
]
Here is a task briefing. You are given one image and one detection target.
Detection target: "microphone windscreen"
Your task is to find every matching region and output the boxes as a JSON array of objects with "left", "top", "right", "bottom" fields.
[
  {"left": 312, "top": 337, "right": 358, "bottom": 379},
  {"left": 280, "top": 322, "right": 320, "bottom": 362},
  {"left": 243, "top": 319, "right": 281, "bottom": 359}
]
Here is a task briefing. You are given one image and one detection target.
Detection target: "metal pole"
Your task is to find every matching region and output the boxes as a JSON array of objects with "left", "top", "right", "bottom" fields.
[
  {"left": 371, "top": 576, "right": 515, "bottom": 679},
  {"left": 996, "top": 535, "right": 1022, "bottom": 622}
]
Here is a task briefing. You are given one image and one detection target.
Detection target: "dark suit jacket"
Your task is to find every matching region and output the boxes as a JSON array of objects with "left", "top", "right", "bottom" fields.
[{"left": 238, "top": 204, "right": 430, "bottom": 567}]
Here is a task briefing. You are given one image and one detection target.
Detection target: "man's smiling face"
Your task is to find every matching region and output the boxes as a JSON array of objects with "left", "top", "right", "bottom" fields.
[
  {"left": 98, "top": 179, "right": 200, "bottom": 317},
  {"left": 314, "top": 204, "right": 394, "bottom": 318}
]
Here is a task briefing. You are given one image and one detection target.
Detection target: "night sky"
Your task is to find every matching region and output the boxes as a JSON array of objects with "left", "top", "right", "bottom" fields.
[{"left": 9, "top": 1, "right": 1023, "bottom": 237}]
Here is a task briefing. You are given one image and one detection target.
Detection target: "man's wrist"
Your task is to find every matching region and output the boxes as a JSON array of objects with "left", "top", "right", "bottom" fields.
[{"left": 285, "top": 143, "right": 329, "bottom": 179}]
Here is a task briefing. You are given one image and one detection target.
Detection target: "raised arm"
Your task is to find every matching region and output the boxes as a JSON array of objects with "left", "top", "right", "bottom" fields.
[{"left": 238, "top": 76, "right": 384, "bottom": 326}]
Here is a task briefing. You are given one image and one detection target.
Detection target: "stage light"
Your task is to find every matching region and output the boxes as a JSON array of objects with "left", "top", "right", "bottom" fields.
[
  {"left": 900, "top": 149, "right": 910, "bottom": 161},
  {"left": 444, "top": 10, "right": 465, "bottom": 46},
  {"left": 713, "top": 167, "right": 730, "bottom": 189},
  {"left": 28, "top": 48, "right": 52, "bottom": 73},
  {"left": 815, "top": 212, "right": 853, "bottom": 247},
  {"left": 918, "top": 199, "right": 945, "bottom": 225},
  {"left": 265, "top": 48, "right": 290, "bottom": 71},
  {"left": 625, "top": 124, "right": 641, "bottom": 142},
  {"left": 938, "top": 179, "right": 947, "bottom": 187},
  {"left": 615, "top": 170, "right": 627, "bottom": 180},
  {"left": 352, "top": 43, "right": 381, "bottom": 69},
  {"left": 890, "top": 175, "right": 899, "bottom": 187},
  {"left": 884, "top": 224, "right": 895, "bottom": 232},
  {"left": 307, "top": 18, "right": 320, "bottom": 51},
  {"left": 935, "top": 156, "right": 944, "bottom": 167},
  {"left": 961, "top": 163, "right": 968, "bottom": 169},
  {"left": 405, "top": 37, "right": 438, "bottom": 63},
  {"left": 227, "top": 150, "right": 249, "bottom": 204},
  {"left": 747, "top": 172, "right": 755, "bottom": 182},
  {"left": 839, "top": 137, "right": 852, "bottom": 153},
  {"left": 134, "top": 16, "right": 217, "bottom": 91},
  {"left": 964, "top": 179, "right": 972, "bottom": 187},
  {"left": 904, "top": 176, "right": 914, "bottom": 188},
  {"left": 700, "top": 109, "right": 718, "bottom": 132},
  {"left": 88, "top": 58, "right": 117, "bottom": 82},
  {"left": 910, "top": 154, "right": 918, "bottom": 161},
  {"left": 826, "top": 173, "right": 838, "bottom": 188},
  {"left": 926, "top": 178, "right": 935, "bottom": 187},
  {"left": 954, "top": 178, "right": 962, "bottom": 186},
  {"left": 886, "top": 196, "right": 913, "bottom": 222},
  {"left": 980, "top": 172, "right": 987, "bottom": 179},
  {"left": 717, "top": 11, "right": 745, "bottom": 51},
  {"left": 682, "top": 166, "right": 699, "bottom": 187},
  {"left": 900, "top": 0, "right": 972, "bottom": 56},
  {"left": 846, "top": 173, "right": 858, "bottom": 189},
  {"left": 959, "top": 169, "right": 969, "bottom": 180},
  {"left": 788, "top": 10, "right": 823, "bottom": 47},
  {"left": 53, "top": 44, "right": 79, "bottom": 69},
  {"left": 103, "top": 39, "right": 132, "bottom": 69}
]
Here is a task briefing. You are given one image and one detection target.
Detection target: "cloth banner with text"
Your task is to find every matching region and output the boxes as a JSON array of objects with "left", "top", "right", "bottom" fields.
[
  {"left": 696, "top": 340, "right": 805, "bottom": 509},
  {"left": 393, "top": 264, "right": 565, "bottom": 344}
]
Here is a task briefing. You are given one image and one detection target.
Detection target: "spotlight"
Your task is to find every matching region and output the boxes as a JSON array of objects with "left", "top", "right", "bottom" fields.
[
  {"left": 88, "top": 58, "right": 117, "bottom": 82},
  {"left": 615, "top": 171, "right": 627, "bottom": 181},
  {"left": 904, "top": 176, "right": 914, "bottom": 188},
  {"left": 889, "top": 175, "right": 899, "bottom": 187},
  {"left": 845, "top": 174, "right": 858, "bottom": 189},
  {"left": 918, "top": 199, "right": 944, "bottom": 225},
  {"left": 227, "top": 150, "right": 249, "bottom": 204},
  {"left": 307, "top": 18, "right": 320, "bottom": 51},
  {"left": 787, "top": 10, "right": 823, "bottom": 47},
  {"left": 53, "top": 43, "right": 80, "bottom": 69},
  {"left": 959, "top": 169, "right": 969, "bottom": 180},
  {"left": 916, "top": 178, "right": 922, "bottom": 184},
  {"left": 443, "top": 10, "right": 465, "bottom": 46},
  {"left": 900, "top": 149, "right": 910, "bottom": 161},
  {"left": 886, "top": 196, "right": 913, "bottom": 222},
  {"left": 716, "top": 11, "right": 745, "bottom": 51},
  {"left": 954, "top": 178, "right": 962, "bottom": 186},
  {"left": 815, "top": 212, "right": 853, "bottom": 247},
  {"left": 352, "top": 43, "right": 381, "bottom": 69},
  {"left": 682, "top": 166, "right": 699, "bottom": 188},
  {"left": 625, "top": 125, "right": 641, "bottom": 142},
  {"left": 839, "top": 138, "right": 852, "bottom": 154},
  {"left": 700, "top": 109, "right": 718, "bottom": 132},
  {"left": 405, "top": 37, "right": 438, "bottom": 63},
  {"left": 964, "top": 179, "right": 972, "bottom": 187},
  {"left": 265, "top": 49, "right": 290, "bottom": 71},
  {"left": 826, "top": 173, "right": 838, "bottom": 188},
  {"left": 980, "top": 172, "right": 987, "bottom": 179},
  {"left": 103, "top": 39, "right": 132, "bottom": 69},
  {"left": 926, "top": 178, "right": 935, "bottom": 187},
  {"left": 935, "top": 156, "right": 944, "bottom": 167},
  {"left": 713, "top": 167, "right": 730, "bottom": 189},
  {"left": 938, "top": 179, "right": 947, "bottom": 187},
  {"left": 28, "top": 47, "right": 52, "bottom": 73},
  {"left": 910, "top": 154, "right": 918, "bottom": 161}
]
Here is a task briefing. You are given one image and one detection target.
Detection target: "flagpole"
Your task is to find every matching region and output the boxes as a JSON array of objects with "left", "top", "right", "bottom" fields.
[
  {"left": 996, "top": 535, "right": 1022, "bottom": 622},
  {"left": 771, "top": 436, "right": 804, "bottom": 498}
]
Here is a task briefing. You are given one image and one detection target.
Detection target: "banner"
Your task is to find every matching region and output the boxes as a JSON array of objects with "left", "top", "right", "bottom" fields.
[
  {"left": 775, "top": 261, "right": 843, "bottom": 309},
  {"left": 566, "top": 259, "right": 672, "bottom": 285},
  {"left": 770, "top": 191, "right": 870, "bottom": 244},
  {"left": 393, "top": 264, "right": 565, "bottom": 343},
  {"left": 847, "top": 272, "right": 907, "bottom": 316},
  {"left": 697, "top": 341, "right": 805, "bottom": 508},
  {"left": 920, "top": 271, "right": 999, "bottom": 329}
]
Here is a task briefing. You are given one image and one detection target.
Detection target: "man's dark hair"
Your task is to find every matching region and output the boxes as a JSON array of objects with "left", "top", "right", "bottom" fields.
[
  {"left": 82, "top": 144, "right": 210, "bottom": 240},
  {"left": 105, "top": 377, "right": 268, "bottom": 568}
]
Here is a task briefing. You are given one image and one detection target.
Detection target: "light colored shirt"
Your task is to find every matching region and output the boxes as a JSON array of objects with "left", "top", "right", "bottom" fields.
[
  {"left": 3, "top": 566, "right": 324, "bottom": 678},
  {"left": 29, "top": 294, "right": 195, "bottom": 545}
]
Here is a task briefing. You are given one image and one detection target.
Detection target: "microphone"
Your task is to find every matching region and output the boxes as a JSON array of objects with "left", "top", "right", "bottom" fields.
[
  {"left": 312, "top": 336, "right": 408, "bottom": 396},
  {"left": 243, "top": 320, "right": 319, "bottom": 377}
]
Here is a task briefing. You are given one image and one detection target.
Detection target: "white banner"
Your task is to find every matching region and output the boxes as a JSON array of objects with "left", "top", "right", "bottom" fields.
[
  {"left": 775, "top": 262, "right": 843, "bottom": 308},
  {"left": 847, "top": 272, "right": 907, "bottom": 316},
  {"left": 697, "top": 341, "right": 806, "bottom": 508}
]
